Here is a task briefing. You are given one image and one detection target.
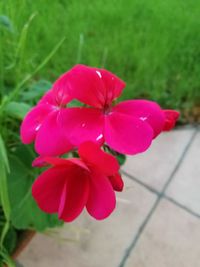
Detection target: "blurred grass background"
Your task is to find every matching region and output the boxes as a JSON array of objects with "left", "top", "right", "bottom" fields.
[{"left": 0, "top": 0, "right": 200, "bottom": 115}]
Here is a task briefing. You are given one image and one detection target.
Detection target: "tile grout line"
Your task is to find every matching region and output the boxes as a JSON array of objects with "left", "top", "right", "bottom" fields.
[
  {"left": 121, "top": 170, "right": 160, "bottom": 196},
  {"left": 164, "top": 195, "right": 200, "bottom": 219},
  {"left": 122, "top": 169, "right": 200, "bottom": 220},
  {"left": 118, "top": 128, "right": 198, "bottom": 267},
  {"left": 161, "top": 128, "right": 198, "bottom": 192}
]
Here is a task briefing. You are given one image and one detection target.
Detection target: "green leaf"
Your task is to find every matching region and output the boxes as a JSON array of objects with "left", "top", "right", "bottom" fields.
[
  {"left": 22, "top": 80, "right": 52, "bottom": 101},
  {"left": 0, "top": 135, "right": 11, "bottom": 221},
  {"left": 4, "top": 226, "right": 17, "bottom": 254},
  {"left": 116, "top": 153, "right": 126, "bottom": 166},
  {"left": 5, "top": 102, "right": 32, "bottom": 120},
  {"left": 0, "top": 248, "right": 16, "bottom": 267},
  {"left": 67, "top": 99, "right": 84, "bottom": 107},
  {"left": 0, "top": 15, "right": 14, "bottom": 33},
  {"left": 7, "top": 145, "right": 63, "bottom": 231},
  {"left": 0, "top": 134, "right": 10, "bottom": 172}
]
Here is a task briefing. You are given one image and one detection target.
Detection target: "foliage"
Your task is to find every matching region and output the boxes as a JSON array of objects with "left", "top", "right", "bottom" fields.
[
  {"left": 0, "top": 78, "right": 62, "bottom": 265},
  {"left": 0, "top": 0, "right": 200, "bottom": 112}
]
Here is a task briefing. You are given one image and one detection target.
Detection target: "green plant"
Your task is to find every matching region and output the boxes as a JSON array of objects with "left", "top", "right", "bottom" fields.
[
  {"left": 0, "top": 11, "right": 66, "bottom": 263},
  {"left": 1, "top": 0, "right": 200, "bottom": 113}
]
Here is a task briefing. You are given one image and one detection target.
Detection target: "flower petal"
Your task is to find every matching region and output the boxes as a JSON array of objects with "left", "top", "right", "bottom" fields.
[
  {"left": 108, "top": 173, "right": 124, "bottom": 192},
  {"left": 86, "top": 170, "right": 116, "bottom": 220},
  {"left": 32, "top": 166, "right": 67, "bottom": 213},
  {"left": 38, "top": 89, "right": 56, "bottom": 106},
  {"left": 104, "top": 111, "right": 154, "bottom": 155},
  {"left": 60, "top": 65, "right": 125, "bottom": 108},
  {"left": 52, "top": 74, "right": 74, "bottom": 106},
  {"left": 35, "top": 109, "right": 73, "bottom": 156},
  {"left": 93, "top": 67, "right": 126, "bottom": 104},
  {"left": 113, "top": 100, "right": 165, "bottom": 138},
  {"left": 20, "top": 104, "right": 54, "bottom": 144},
  {"left": 78, "top": 141, "right": 119, "bottom": 176},
  {"left": 32, "top": 156, "right": 73, "bottom": 168},
  {"left": 163, "top": 110, "right": 180, "bottom": 131},
  {"left": 61, "top": 108, "right": 104, "bottom": 146},
  {"left": 58, "top": 169, "right": 89, "bottom": 222}
]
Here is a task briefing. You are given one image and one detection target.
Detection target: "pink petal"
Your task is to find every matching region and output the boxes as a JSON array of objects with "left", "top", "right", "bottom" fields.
[
  {"left": 104, "top": 111, "right": 154, "bottom": 155},
  {"left": 93, "top": 68, "right": 126, "bottom": 104},
  {"left": 78, "top": 141, "right": 119, "bottom": 176},
  {"left": 58, "top": 168, "right": 89, "bottom": 222},
  {"left": 163, "top": 110, "right": 180, "bottom": 131},
  {"left": 38, "top": 89, "right": 56, "bottom": 106},
  {"left": 35, "top": 109, "right": 73, "bottom": 156},
  {"left": 32, "top": 156, "right": 49, "bottom": 167},
  {"left": 62, "top": 65, "right": 125, "bottom": 108},
  {"left": 61, "top": 107, "right": 104, "bottom": 146},
  {"left": 20, "top": 104, "right": 54, "bottom": 144},
  {"left": 108, "top": 173, "right": 124, "bottom": 192},
  {"left": 52, "top": 73, "right": 74, "bottom": 106},
  {"left": 86, "top": 170, "right": 116, "bottom": 220},
  {"left": 39, "top": 88, "right": 73, "bottom": 107},
  {"left": 113, "top": 100, "right": 165, "bottom": 138},
  {"left": 32, "top": 156, "right": 73, "bottom": 168},
  {"left": 32, "top": 166, "right": 67, "bottom": 213}
]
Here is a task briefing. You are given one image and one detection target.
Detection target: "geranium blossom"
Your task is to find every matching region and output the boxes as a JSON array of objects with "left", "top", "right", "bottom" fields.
[
  {"left": 20, "top": 87, "right": 73, "bottom": 156},
  {"left": 20, "top": 64, "right": 180, "bottom": 223},
  {"left": 53, "top": 65, "right": 179, "bottom": 155},
  {"left": 32, "top": 142, "right": 123, "bottom": 222}
]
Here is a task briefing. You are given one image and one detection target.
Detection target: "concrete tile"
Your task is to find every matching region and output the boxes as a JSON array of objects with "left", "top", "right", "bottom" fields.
[
  {"left": 122, "top": 128, "right": 194, "bottom": 191},
  {"left": 166, "top": 130, "right": 200, "bottom": 214},
  {"left": 18, "top": 177, "right": 156, "bottom": 267},
  {"left": 125, "top": 199, "right": 200, "bottom": 267}
]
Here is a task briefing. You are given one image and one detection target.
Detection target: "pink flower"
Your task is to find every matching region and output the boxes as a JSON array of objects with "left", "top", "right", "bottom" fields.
[
  {"left": 32, "top": 142, "right": 123, "bottom": 222},
  {"left": 54, "top": 64, "right": 179, "bottom": 155},
  {"left": 20, "top": 87, "right": 73, "bottom": 156}
]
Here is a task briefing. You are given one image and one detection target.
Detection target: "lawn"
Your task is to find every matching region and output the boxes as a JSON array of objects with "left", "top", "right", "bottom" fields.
[{"left": 0, "top": 0, "right": 200, "bottom": 115}]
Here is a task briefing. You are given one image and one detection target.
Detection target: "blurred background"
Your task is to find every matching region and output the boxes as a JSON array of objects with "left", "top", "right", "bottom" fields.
[{"left": 0, "top": 0, "right": 200, "bottom": 120}]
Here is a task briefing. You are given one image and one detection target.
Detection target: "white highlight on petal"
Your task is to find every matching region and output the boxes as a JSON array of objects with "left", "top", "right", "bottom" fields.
[
  {"left": 96, "top": 133, "right": 103, "bottom": 141},
  {"left": 96, "top": 70, "right": 102, "bottom": 78},
  {"left": 140, "top": 116, "right": 147, "bottom": 121},
  {"left": 35, "top": 124, "right": 41, "bottom": 131}
]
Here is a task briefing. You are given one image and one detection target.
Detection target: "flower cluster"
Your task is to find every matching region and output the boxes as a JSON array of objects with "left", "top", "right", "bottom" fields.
[{"left": 21, "top": 64, "right": 179, "bottom": 222}]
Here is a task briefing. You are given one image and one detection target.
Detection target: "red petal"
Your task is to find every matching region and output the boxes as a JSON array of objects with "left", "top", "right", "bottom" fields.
[
  {"left": 52, "top": 72, "right": 74, "bottom": 106},
  {"left": 20, "top": 104, "right": 54, "bottom": 144},
  {"left": 113, "top": 100, "right": 165, "bottom": 138},
  {"left": 163, "top": 110, "right": 180, "bottom": 131},
  {"left": 104, "top": 111, "right": 153, "bottom": 155},
  {"left": 38, "top": 89, "right": 57, "bottom": 106},
  {"left": 86, "top": 170, "right": 116, "bottom": 220},
  {"left": 78, "top": 141, "right": 119, "bottom": 176},
  {"left": 32, "top": 156, "right": 49, "bottom": 167},
  {"left": 35, "top": 109, "right": 73, "bottom": 156},
  {"left": 39, "top": 87, "right": 73, "bottom": 107},
  {"left": 58, "top": 169, "right": 89, "bottom": 222},
  {"left": 93, "top": 67, "right": 126, "bottom": 104},
  {"left": 32, "top": 166, "right": 67, "bottom": 213},
  {"left": 61, "top": 107, "right": 104, "bottom": 146},
  {"left": 62, "top": 65, "right": 125, "bottom": 108},
  {"left": 108, "top": 173, "right": 124, "bottom": 192}
]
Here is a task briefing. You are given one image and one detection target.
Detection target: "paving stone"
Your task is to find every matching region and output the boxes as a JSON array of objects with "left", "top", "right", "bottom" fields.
[
  {"left": 125, "top": 199, "right": 200, "bottom": 267},
  {"left": 122, "top": 127, "right": 194, "bottom": 191},
  {"left": 18, "top": 177, "right": 156, "bottom": 267},
  {"left": 166, "top": 130, "right": 200, "bottom": 214}
]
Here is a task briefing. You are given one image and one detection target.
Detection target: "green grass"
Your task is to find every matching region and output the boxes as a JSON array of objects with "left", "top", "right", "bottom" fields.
[{"left": 0, "top": 0, "right": 200, "bottom": 111}]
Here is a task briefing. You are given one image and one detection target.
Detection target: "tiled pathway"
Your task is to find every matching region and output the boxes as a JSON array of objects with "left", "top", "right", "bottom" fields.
[{"left": 18, "top": 126, "right": 200, "bottom": 267}]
